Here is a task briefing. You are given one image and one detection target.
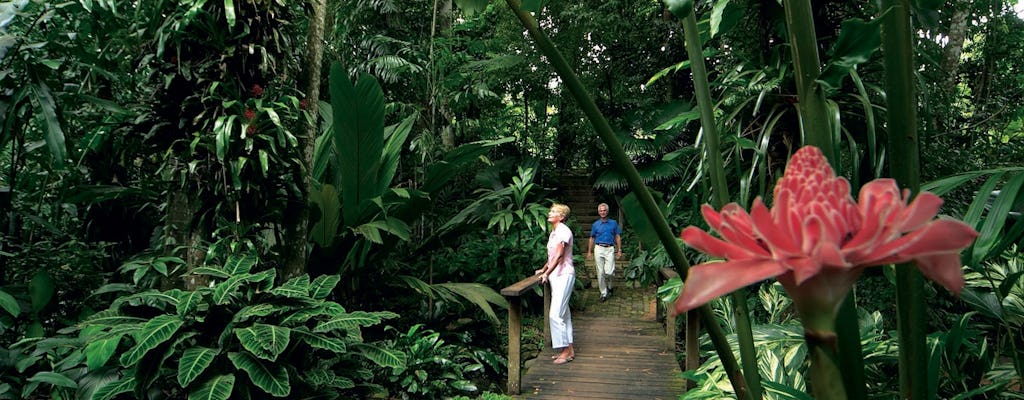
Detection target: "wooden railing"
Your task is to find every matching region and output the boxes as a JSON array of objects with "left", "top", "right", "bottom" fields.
[{"left": 500, "top": 274, "right": 549, "bottom": 395}]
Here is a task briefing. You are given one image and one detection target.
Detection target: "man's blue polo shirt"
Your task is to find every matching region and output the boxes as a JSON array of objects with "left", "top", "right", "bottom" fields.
[{"left": 590, "top": 219, "right": 621, "bottom": 246}]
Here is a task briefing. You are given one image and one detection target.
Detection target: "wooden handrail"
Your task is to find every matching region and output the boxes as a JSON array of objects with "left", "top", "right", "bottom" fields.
[{"left": 500, "top": 273, "right": 550, "bottom": 395}]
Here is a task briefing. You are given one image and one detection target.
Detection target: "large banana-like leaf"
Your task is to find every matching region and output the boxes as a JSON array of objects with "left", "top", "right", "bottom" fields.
[
  {"left": 310, "top": 184, "right": 340, "bottom": 248},
  {"left": 378, "top": 114, "right": 418, "bottom": 191},
  {"left": 309, "top": 275, "right": 340, "bottom": 300},
  {"left": 305, "top": 369, "right": 355, "bottom": 389},
  {"left": 213, "top": 274, "right": 250, "bottom": 305},
  {"left": 90, "top": 377, "right": 135, "bottom": 400},
  {"left": 175, "top": 289, "right": 209, "bottom": 317},
  {"left": 228, "top": 351, "right": 290, "bottom": 397},
  {"left": 119, "top": 315, "right": 184, "bottom": 367},
  {"left": 232, "top": 304, "right": 280, "bottom": 323},
  {"left": 353, "top": 343, "right": 406, "bottom": 369},
  {"left": 187, "top": 374, "right": 234, "bottom": 400},
  {"left": 329, "top": 63, "right": 384, "bottom": 226},
  {"left": 313, "top": 311, "right": 388, "bottom": 334},
  {"left": 178, "top": 347, "right": 219, "bottom": 387},
  {"left": 235, "top": 324, "right": 291, "bottom": 361},
  {"left": 27, "top": 371, "right": 77, "bottom": 388}
]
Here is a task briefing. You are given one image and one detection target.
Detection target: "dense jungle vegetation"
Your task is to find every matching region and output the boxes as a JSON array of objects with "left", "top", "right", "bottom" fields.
[{"left": 1, "top": 0, "right": 1022, "bottom": 398}]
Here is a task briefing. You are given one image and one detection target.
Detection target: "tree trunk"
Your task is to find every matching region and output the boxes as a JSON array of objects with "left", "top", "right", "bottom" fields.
[
  {"left": 164, "top": 187, "right": 206, "bottom": 290},
  {"left": 282, "top": 0, "right": 330, "bottom": 279},
  {"left": 941, "top": 8, "right": 969, "bottom": 86}
]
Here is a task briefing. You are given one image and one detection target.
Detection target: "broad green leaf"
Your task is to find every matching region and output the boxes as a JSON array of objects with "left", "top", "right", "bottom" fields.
[
  {"left": 330, "top": 63, "right": 385, "bottom": 227},
  {"left": 422, "top": 138, "right": 512, "bottom": 193},
  {"left": 354, "top": 343, "right": 406, "bottom": 369},
  {"left": 309, "top": 275, "right": 340, "bottom": 300},
  {"left": 292, "top": 328, "right": 347, "bottom": 352},
  {"left": 379, "top": 114, "right": 417, "bottom": 191},
  {"left": 120, "top": 315, "right": 184, "bottom": 367},
  {"left": 520, "top": 0, "right": 543, "bottom": 13},
  {"left": 270, "top": 275, "right": 309, "bottom": 298},
  {"left": 191, "top": 267, "right": 231, "bottom": 279},
  {"left": 819, "top": 17, "right": 883, "bottom": 93},
  {"left": 709, "top": 0, "right": 742, "bottom": 38},
  {"left": 176, "top": 289, "right": 208, "bottom": 316},
  {"left": 436, "top": 282, "right": 509, "bottom": 325},
  {"left": 235, "top": 324, "right": 290, "bottom": 361},
  {"left": 223, "top": 0, "right": 236, "bottom": 27},
  {"left": 971, "top": 173, "right": 1024, "bottom": 263},
  {"left": 91, "top": 377, "right": 135, "bottom": 400},
  {"left": 224, "top": 253, "right": 258, "bottom": 275},
  {"left": 188, "top": 374, "right": 234, "bottom": 400},
  {"left": 0, "top": 290, "right": 19, "bottom": 317},
  {"left": 233, "top": 304, "right": 279, "bottom": 323},
  {"left": 213, "top": 274, "right": 249, "bottom": 305},
  {"left": 314, "top": 311, "right": 385, "bottom": 334},
  {"left": 305, "top": 369, "right": 355, "bottom": 389},
  {"left": 310, "top": 184, "right": 340, "bottom": 248},
  {"left": 29, "top": 270, "right": 55, "bottom": 314},
  {"left": 86, "top": 333, "right": 124, "bottom": 370},
  {"left": 178, "top": 347, "right": 219, "bottom": 387},
  {"left": 27, "top": 371, "right": 77, "bottom": 388},
  {"left": 453, "top": 0, "right": 488, "bottom": 16},
  {"left": 228, "top": 351, "right": 290, "bottom": 397},
  {"left": 28, "top": 81, "right": 67, "bottom": 168}
]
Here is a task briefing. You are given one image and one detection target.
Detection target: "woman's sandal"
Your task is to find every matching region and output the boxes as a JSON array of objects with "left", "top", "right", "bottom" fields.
[{"left": 552, "top": 355, "right": 574, "bottom": 364}]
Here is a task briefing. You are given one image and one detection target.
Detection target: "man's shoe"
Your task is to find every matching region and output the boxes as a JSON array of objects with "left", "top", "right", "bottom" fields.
[{"left": 600, "top": 294, "right": 607, "bottom": 302}]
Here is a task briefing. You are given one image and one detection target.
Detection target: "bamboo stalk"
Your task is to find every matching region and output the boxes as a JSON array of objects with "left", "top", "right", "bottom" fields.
[
  {"left": 680, "top": 8, "right": 762, "bottom": 400},
  {"left": 501, "top": 1, "right": 748, "bottom": 396},
  {"left": 880, "top": 0, "right": 927, "bottom": 398}
]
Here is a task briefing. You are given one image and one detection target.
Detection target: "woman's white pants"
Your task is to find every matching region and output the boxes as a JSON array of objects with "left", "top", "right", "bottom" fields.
[{"left": 548, "top": 273, "right": 574, "bottom": 349}]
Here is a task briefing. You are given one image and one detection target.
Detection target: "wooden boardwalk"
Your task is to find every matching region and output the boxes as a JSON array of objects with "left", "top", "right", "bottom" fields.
[{"left": 512, "top": 287, "right": 686, "bottom": 399}]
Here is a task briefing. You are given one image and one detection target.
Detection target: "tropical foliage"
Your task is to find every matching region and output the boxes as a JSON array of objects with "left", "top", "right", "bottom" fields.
[{"left": 1, "top": 0, "right": 1023, "bottom": 398}]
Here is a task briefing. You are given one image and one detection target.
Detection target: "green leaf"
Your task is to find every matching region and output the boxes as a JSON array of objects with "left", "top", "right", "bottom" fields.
[
  {"left": 270, "top": 275, "right": 310, "bottom": 298},
  {"left": 224, "top": 253, "right": 258, "bottom": 275},
  {"left": 354, "top": 343, "right": 406, "bottom": 369},
  {"left": 213, "top": 274, "right": 249, "bottom": 305},
  {"left": 436, "top": 282, "right": 509, "bottom": 325},
  {"left": 422, "top": 138, "right": 512, "bottom": 193},
  {"left": 379, "top": 114, "right": 417, "bottom": 191},
  {"left": 176, "top": 289, "right": 208, "bottom": 317},
  {"left": 178, "top": 347, "right": 219, "bottom": 387},
  {"left": 520, "top": 0, "right": 544, "bottom": 12},
  {"left": 86, "top": 333, "right": 124, "bottom": 370},
  {"left": 27, "top": 371, "right": 77, "bottom": 388},
  {"left": 971, "top": 173, "right": 1024, "bottom": 263},
  {"left": 191, "top": 267, "right": 231, "bottom": 279},
  {"left": 91, "top": 377, "right": 135, "bottom": 400},
  {"left": 28, "top": 81, "right": 67, "bottom": 168},
  {"left": 233, "top": 304, "right": 279, "bottom": 323},
  {"left": 188, "top": 375, "right": 235, "bottom": 400},
  {"left": 309, "top": 275, "right": 340, "bottom": 300},
  {"left": 330, "top": 63, "right": 385, "bottom": 227},
  {"left": 120, "top": 315, "right": 184, "bottom": 367},
  {"left": 314, "top": 311, "right": 386, "bottom": 334},
  {"left": 818, "top": 17, "right": 883, "bottom": 93},
  {"left": 0, "top": 290, "right": 19, "bottom": 317},
  {"left": 235, "top": 324, "right": 291, "bottom": 361},
  {"left": 453, "top": 0, "right": 488, "bottom": 16},
  {"left": 663, "top": 0, "right": 693, "bottom": 19},
  {"left": 228, "top": 351, "right": 290, "bottom": 397},
  {"left": 292, "top": 328, "right": 347, "bottom": 352},
  {"left": 310, "top": 184, "right": 341, "bottom": 248},
  {"left": 29, "top": 270, "right": 55, "bottom": 314},
  {"left": 223, "top": 0, "right": 236, "bottom": 27}
]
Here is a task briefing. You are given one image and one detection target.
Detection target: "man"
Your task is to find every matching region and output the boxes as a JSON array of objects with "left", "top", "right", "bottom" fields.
[{"left": 586, "top": 203, "right": 623, "bottom": 302}]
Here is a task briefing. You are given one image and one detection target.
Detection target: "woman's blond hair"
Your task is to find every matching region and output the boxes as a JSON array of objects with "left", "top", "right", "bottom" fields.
[{"left": 550, "top": 203, "right": 570, "bottom": 218}]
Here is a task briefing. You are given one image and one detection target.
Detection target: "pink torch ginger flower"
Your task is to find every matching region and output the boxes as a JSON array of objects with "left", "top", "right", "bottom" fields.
[{"left": 675, "top": 146, "right": 978, "bottom": 318}]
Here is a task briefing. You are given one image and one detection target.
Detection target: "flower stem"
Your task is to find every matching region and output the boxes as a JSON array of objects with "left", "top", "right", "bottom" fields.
[{"left": 805, "top": 327, "right": 849, "bottom": 400}]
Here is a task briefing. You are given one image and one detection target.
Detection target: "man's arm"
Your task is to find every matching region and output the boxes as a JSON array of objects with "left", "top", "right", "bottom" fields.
[
  {"left": 587, "top": 237, "right": 594, "bottom": 260},
  {"left": 615, "top": 233, "right": 623, "bottom": 259}
]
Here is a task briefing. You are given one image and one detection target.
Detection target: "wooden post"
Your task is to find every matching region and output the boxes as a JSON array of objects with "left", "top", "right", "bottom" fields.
[
  {"left": 686, "top": 309, "right": 700, "bottom": 390},
  {"left": 665, "top": 304, "right": 677, "bottom": 352},
  {"left": 543, "top": 282, "right": 551, "bottom": 348},
  {"left": 507, "top": 296, "right": 522, "bottom": 395}
]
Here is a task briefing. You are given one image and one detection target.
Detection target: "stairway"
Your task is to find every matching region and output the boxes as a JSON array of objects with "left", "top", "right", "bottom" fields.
[{"left": 556, "top": 174, "right": 630, "bottom": 288}]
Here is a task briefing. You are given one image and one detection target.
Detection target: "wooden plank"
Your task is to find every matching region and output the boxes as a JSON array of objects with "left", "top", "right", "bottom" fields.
[{"left": 509, "top": 296, "right": 522, "bottom": 394}]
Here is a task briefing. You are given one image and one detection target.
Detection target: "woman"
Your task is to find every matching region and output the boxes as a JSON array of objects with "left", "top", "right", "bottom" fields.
[{"left": 535, "top": 203, "right": 575, "bottom": 364}]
